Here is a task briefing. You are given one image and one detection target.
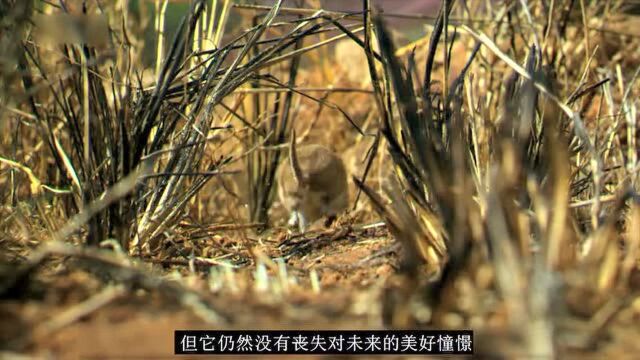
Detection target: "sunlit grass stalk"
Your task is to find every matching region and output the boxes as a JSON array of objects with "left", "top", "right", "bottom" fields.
[
  {"left": 213, "top": 0, "right": 231, "bottom": 48},
  {"left": 155, "top": 0, "right": 168, "bottom": 76},
  {"left": 80, "top": 49, "right": 89, "bottom": 207}
]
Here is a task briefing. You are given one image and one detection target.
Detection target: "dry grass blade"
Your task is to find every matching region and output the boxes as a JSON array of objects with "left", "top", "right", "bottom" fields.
[{"left": 52, "top": 161, "right": 152, "bottom": 244}]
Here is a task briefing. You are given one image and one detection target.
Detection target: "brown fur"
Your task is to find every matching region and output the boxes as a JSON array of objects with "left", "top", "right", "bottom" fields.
[{"left": 276, "top": 142, "right": 349, "bottom": 231}]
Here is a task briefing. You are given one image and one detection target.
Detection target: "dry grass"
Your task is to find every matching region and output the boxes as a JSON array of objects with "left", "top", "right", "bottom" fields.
[{"left": 1, "top": 0, "right": 640, "bottom": 358}]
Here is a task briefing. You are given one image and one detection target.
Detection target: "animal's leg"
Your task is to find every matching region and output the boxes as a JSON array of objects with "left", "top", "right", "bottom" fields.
[
  {"left": 288, "top": 211, "right": 299, "bottom": 227},
  {"left": 297, "top": 212, "right": 308, "bottom": 232}
]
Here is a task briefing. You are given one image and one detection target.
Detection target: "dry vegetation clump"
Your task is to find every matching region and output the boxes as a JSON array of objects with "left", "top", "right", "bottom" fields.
[{"left": 1, "top": 0, "right": 640, "bottom": 358}]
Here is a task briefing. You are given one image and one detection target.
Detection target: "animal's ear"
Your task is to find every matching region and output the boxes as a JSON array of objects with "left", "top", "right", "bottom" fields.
[{"left": 289, "top": 129, "right": 307, "bottom": 186}]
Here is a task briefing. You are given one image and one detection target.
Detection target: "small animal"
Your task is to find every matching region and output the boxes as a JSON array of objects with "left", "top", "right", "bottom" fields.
[{"left": 276, "top": 131, "right": 349, "bottom": 232}]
